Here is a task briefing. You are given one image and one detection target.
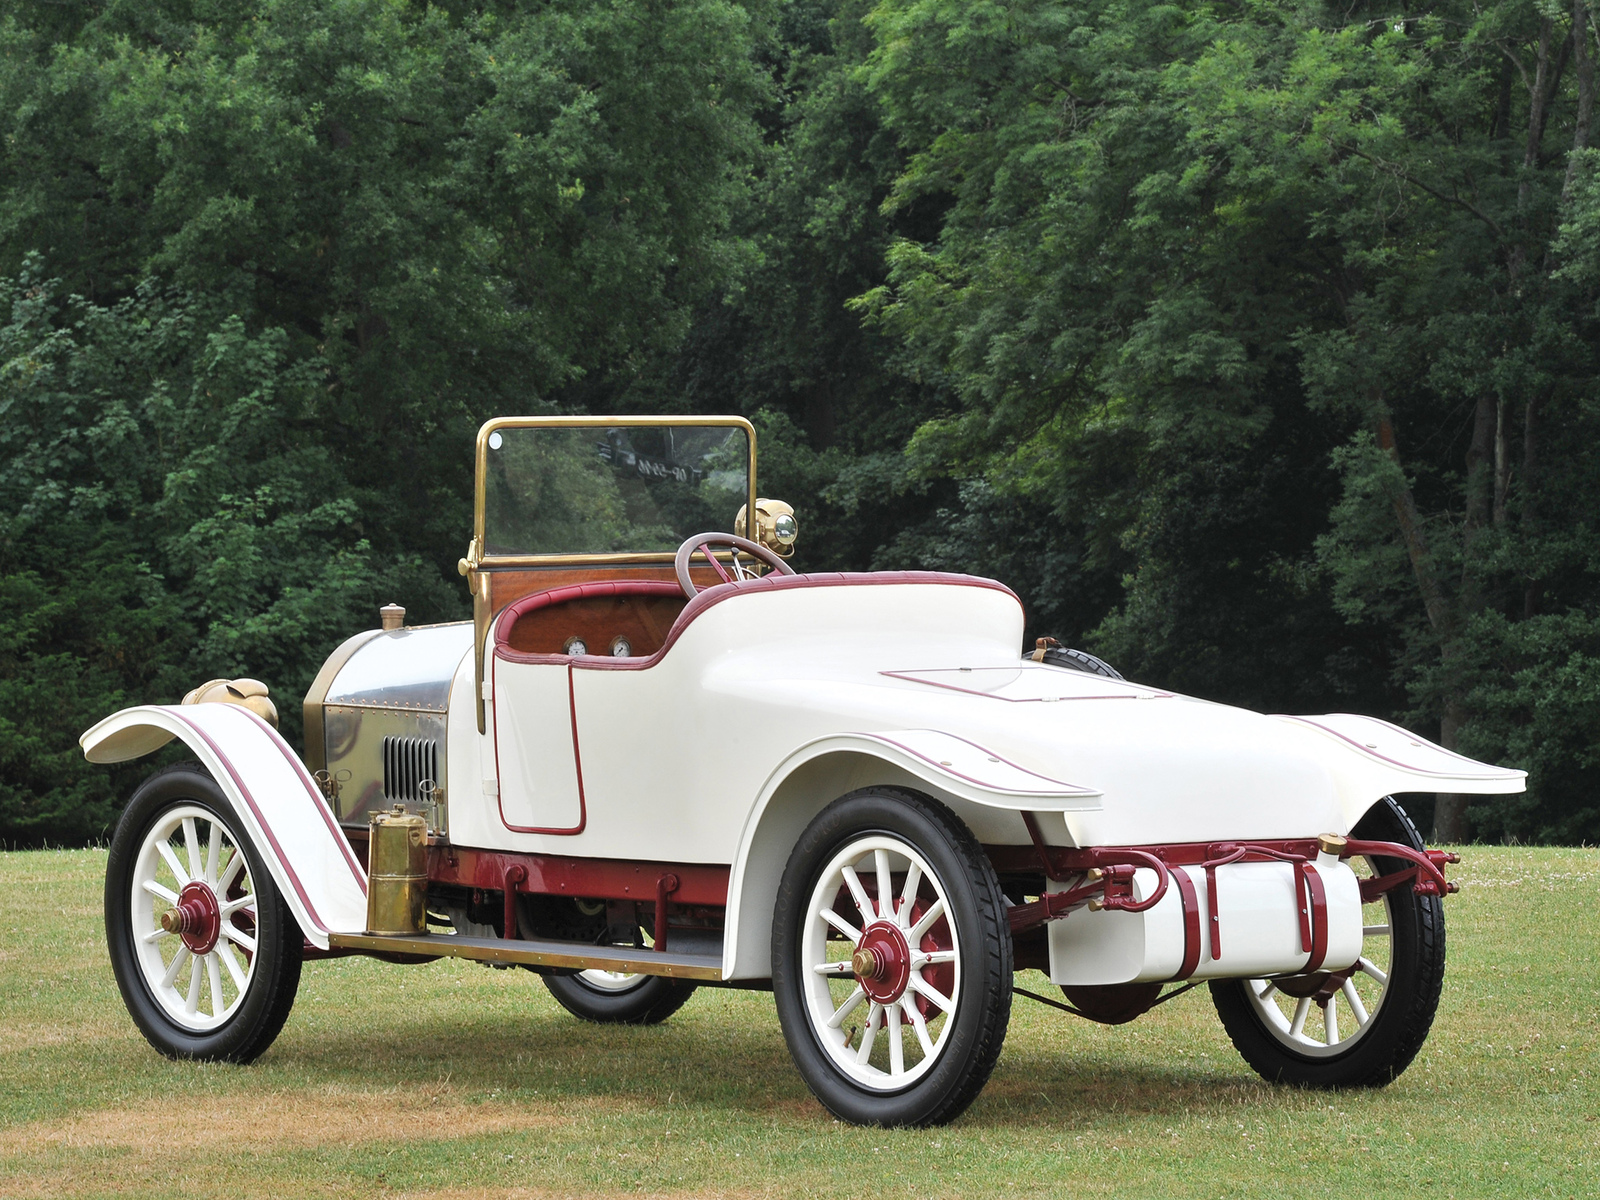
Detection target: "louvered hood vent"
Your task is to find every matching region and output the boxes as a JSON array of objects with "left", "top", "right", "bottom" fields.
[{"left": 382, "top": 736, "right": 440, "bottom": 803}]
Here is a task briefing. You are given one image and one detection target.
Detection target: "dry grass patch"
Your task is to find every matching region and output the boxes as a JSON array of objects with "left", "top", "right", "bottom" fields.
[
  {"left": 0, "top": 1083, "right": 576, "bottom": 1155},
  {"left": 387, "top": 1189, "right": 774, "bottom": 1200},
  {"left": 0, "top": 1016, "right": 133, "bottom": 1056}
]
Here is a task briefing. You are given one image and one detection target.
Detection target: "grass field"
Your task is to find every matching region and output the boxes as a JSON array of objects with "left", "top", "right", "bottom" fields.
[{"left": 0, "top": 845, "right": 1595, "bottom": 1199}]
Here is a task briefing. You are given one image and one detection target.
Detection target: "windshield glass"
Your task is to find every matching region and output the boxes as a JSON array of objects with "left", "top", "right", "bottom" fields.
[{"left": 482, "top": 422, "right": 752, "bottom": 558}]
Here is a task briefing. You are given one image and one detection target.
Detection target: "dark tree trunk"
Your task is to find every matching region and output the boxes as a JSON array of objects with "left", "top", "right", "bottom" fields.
[
  {"left": 1464, "top": 392, "right": 1497, "bottom": 549},
  {"left": 1523, "top": 389, "right": 1546, "bottom": 617},
  {"left": 1434, "top": 707, "right": 1473, "bottom": 843},
  {"left": 1564, "top": 0, "right": 1596, "bottom": 200},
  {"left": 1493, "top": 398, "right": 1510, "bottom": 528},
  {"left": 1372, "top": 406, "right": 1466, "bottom": 840},
  {"left": 1432, "top": 396, "right": 1500, "bottom": 844},
  {"left": 806, "top": 380, "right": 837, "bottom": 449},
  {"left": 1374, "top": 410, "right": 1449, "bottom": 634}
]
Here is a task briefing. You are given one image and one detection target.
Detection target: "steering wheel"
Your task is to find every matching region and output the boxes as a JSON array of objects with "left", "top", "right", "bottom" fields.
[{"left": 674, "top": 532, "right": 795, "bottom": 598}]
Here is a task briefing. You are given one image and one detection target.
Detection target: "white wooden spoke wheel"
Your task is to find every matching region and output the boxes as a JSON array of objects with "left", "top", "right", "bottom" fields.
[
  {"left": 577, "top": 969, "right": 647, "bottom": 991},
  {"left": 130, "top": 804, "right": 259, "bottom": 1031},
  {"left": 774, "top": 788, "right": 1011, "bottom": 1127},
  {"left": 105, "top": 763, "right": 302, "bottom": 1063},
  {"left": 801, "top": 835, "right": 960, "bottom": 1090},
  {"left": 1210, "top": 798, "right": 1445, "bottom": 1089},
  {"left": 1242, "top": 887, "right": 1394, "bottom": 1056},
  {"left": 575, "top": 920, "right": 647, "bottom": 991}
]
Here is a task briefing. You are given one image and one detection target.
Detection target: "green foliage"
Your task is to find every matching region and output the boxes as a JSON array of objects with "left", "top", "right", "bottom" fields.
[
  {"left": 0, "top": 262, "right": 452, "bottom": 842},
  {"left": 4, "top": 0, "right": 1599, "bottom": 843},
  {"left": 849, "top": 0, "right": 1600, "bottom": 840},
  {"left": 0, "top": 0, "right": 770, "bottom": 843}
]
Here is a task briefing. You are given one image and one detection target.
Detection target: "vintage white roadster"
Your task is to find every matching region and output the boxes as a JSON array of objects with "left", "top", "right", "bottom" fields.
[{"left": 83, "top": 415, "right": 1526, "bottom": 1126}]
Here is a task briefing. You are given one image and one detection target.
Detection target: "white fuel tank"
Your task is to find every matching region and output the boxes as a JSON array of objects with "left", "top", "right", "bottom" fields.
[{"left": 1048, "top": 858, "right": 1365, "bottom": 985}]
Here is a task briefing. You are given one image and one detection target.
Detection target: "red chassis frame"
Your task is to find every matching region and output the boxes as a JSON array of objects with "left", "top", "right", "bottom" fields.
[
  {"left": 995, "top": 814, "right": 1457, "bottom": 983},
  {"left": 318, "top": 822, "right": 1457, "bottom": 983}
]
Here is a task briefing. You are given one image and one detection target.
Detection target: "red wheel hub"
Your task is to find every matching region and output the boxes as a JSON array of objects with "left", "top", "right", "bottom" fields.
[
  {"left": 852, "top": 921, "right": 912, "bottom": 1004},
  {"left": 909, "top": 899, "right": 955, "bottom": 1019},
  {"left": 162, "top": 881, "right": 222, "bottom": 955}
]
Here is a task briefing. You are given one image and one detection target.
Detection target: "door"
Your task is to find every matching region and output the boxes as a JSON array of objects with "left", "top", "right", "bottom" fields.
[{"left": 492, "top": 660, "right": 585, "bottom": 833}]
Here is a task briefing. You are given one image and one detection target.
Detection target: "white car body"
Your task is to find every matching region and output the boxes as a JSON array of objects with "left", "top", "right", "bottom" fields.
[
  {"left": 82, "top": 568, "right": 1522, "bottom": 981},
  {"left": 82, "top": 413, "right": 1527, "bottom": 1122}
]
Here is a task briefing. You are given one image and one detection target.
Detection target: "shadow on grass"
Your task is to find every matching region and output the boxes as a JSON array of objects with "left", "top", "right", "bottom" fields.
[
  {"left": 266, "top": 987, "right": 1274, "bottom": 1130},
  {"left": 6, "top": 941, "right": 1291, "bottom": 1136}
]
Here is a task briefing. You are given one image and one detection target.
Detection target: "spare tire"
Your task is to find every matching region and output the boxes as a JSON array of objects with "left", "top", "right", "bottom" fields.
[{"left": 1025, "top": 640, "right": 1124, "bottom": 680}]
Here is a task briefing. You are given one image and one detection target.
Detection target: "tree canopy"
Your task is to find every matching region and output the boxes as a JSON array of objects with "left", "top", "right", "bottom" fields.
[{"left": 4, "top": 0, "right": 1598, "bottom": 844}]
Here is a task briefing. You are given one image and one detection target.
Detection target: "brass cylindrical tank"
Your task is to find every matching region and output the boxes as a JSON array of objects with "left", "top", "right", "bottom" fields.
[{"left": 366, "top": 805, "right": 428, "bottom": 935}]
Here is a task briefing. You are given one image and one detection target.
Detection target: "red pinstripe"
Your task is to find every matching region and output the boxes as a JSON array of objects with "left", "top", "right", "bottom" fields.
[
  {"left": 227, "top": 704, "right": 367, "bottom": 893},
  {"left": 166, "top": 709, "right": 331, "bottom": 936}
]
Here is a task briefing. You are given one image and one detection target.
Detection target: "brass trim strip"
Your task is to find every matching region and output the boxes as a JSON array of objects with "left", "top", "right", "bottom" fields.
[
  {"left": 319, "top": 700, "right": 450, "bottom": 714},
  {"left": 327, "top": 930, "right": 725, "bottom": 981},
  {"left": 474, "top": 569, "right": 490, "bottom": 733},
  {"left": 302, "top": 629, "right": 384, "bottom": 775},
  {"left": 477, "top": 550, "right": 744, "bottom": 570}
]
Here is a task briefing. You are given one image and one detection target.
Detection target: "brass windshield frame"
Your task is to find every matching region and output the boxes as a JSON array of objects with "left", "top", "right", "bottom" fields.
[
  {"left": 472, "top": 414, "right": 757, "bottom": 567},
  {"left": 467, "top": 414, "right": 758, "bottom": 730}
]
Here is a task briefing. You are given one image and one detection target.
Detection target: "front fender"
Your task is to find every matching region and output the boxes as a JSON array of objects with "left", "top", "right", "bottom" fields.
[{"left": 81, "top": 704, "right": 368, "bottom": 948}]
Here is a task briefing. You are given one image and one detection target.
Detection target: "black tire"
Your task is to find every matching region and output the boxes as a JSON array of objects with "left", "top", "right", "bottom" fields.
[
  {"left": 105, "top": 762, "right": 303, "bottom": 1063},
  {"left": 542, "top": 972, "right": 697, "bottom": 1024},
  {"left": 772, "top": 788, "right": 1012, "bottom": 1127},
  {"left": 518, "top": 894, "right": 699, "bottom": 1024},
  {"left": 1028, "top": 644, "right": 1124, "bottom": 680},
  {"left": 1210, "top": 797, "right": 1444, "bottom": 1088}
]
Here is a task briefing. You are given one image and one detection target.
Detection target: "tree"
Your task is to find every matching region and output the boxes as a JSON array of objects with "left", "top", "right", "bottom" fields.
[
  {"left": 854, "top": 0, "right": 1600, "bottom": 840},
  {"left": 0, "top": 0, "right": 771, "bottom": 843}
]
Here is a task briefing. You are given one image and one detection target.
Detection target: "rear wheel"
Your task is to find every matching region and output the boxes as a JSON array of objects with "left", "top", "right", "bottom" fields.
[
  {"left": 773, "top": 788, "right": 1011, "bottom": 1126},
  {"left": 105, "top": 762, "right": 303, "bottom": 1063},
  {"left": 542, "top": 970, "right": 697, "bottom": 1025},
  {"left": 522, "top": 896, "right": 698, "bottom": 1024},
  {"left": 1210, "top": 797, "right": 1444, "bottom": 1087}
]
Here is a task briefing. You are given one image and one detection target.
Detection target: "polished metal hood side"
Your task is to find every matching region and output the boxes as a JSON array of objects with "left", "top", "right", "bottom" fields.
[
  {"left": 315, "top": 622, "right": 474, "bottom": 834},
  {"left": 324, "top": 623, "right": 474, "bottom": 711}
]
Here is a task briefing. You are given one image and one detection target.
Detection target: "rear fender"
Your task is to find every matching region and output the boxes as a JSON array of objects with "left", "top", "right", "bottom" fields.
[
  {"left": 1273, "top": 713, "right": 1527, "bottom": 830},
  {"left": 81, "top": 704, "right": 368, "bottom": 948},
  {"left": 722, "top": 731, "right": 1103, "bottom": 980}
]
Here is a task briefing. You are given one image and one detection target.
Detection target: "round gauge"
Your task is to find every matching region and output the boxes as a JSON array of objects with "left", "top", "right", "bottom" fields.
[
  {"left": 610, "top": 636, "right": 633, "bottom": 657},
  {"left": 562, "top": 636, "right": 588, "bottom": 655}
]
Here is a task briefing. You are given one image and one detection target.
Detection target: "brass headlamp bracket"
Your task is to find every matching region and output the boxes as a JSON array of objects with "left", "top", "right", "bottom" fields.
[{"left": 734, "top": 498, "right": 798, "bottom": 562}]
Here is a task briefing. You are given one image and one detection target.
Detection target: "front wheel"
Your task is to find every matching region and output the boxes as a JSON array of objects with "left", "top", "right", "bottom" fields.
[
  {"left": 1210, "top": 797, "right": 1445, "bottom": 1088},
  {"left": 772, "top": 788, "right": 1012, "bottom": 1127},
  {"left": 105, "top": 762, "right": 303, "bottom": 1063}
]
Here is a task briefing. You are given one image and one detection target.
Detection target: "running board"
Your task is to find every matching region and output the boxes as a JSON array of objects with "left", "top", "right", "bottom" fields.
[{"left": 326, "top": 931, "right": 725, "bottom": 981}]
